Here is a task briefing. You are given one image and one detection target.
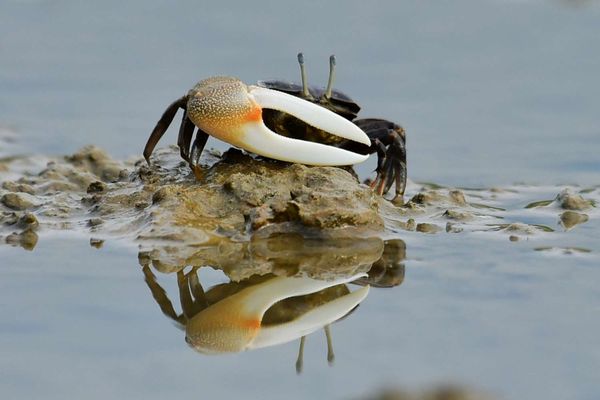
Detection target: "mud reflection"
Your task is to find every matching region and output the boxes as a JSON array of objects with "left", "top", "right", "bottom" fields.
[{"left": 139, "top": 235, "right": 406, "bottom": 370}]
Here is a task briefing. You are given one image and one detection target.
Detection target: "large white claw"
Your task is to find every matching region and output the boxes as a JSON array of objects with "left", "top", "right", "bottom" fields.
[
  {"left": 186, "top": 77, "right": 370, "bottom": 166},
  {"left": 249, "top": 86, "right": 371, "bottom": 146},
  {"left": 249, "top": 282, "right": 369, "bottom": 350},
  {"left": 244, "top": 86, "right": 369, "bottom": 166}
]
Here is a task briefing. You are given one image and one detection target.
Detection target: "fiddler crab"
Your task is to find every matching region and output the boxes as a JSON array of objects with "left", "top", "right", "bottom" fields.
[{"left": 144, "top": 53, "right": 406, "bottom": 198}]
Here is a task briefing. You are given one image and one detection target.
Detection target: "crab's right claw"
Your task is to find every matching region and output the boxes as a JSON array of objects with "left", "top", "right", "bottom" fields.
[{"left": 186, "top": 77, "right": 370, "bottom": 166}]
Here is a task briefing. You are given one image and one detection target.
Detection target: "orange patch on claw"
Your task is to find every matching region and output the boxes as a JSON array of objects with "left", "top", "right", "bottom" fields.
[
  {"left": 241, "top": 318, "right": 261, "bottom": 329},
  {"left": 244, "top": 104, "right": 262, "bottom": 122}
]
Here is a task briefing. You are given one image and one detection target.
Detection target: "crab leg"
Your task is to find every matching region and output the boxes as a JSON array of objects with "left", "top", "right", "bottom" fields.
[
  {"left": 189, "top": 129, "right": 210, "bottom": 167},
  {"left": 144, "top": 95, "right": 187, "bottom": 163},
  {"left": 177, "top": 111, "right": 195, "bottom": 162}
]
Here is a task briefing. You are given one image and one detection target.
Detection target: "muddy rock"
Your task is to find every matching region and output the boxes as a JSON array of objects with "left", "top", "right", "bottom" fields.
[
  {"left": 17, "top": 213, "right": 39, "bottom": 231},
  {"left": 446, "top": 222, "right": 463, "bottom": 233},
  {"left": 5, "top": 229, "right": 38, "bottom": 250},
  {"left": 1, "top": 146, "right": 384, "bottom": 261},
  {"left": 87, "top": 181, "right": 107, "bottom": 193},
  {"left": 559, "top": 211, "right": 588, "bottom": 230},
  {"left": 557, "top": 189, "right": 594, "bottom": 211},
  {"left": 140, "top": 233, "right": 385, "bottom": 281},
  {"left": 2, "top": 142, "right": 596, "bottom": 259},
  {"left": 64, "top": 145, "right": 127, "bottom": 182},
  {"left": 89, "top": 238, "right": 104, "bottom": 248},
  {"left": 2, "top": 181, "right": 35, "bottom": 195},
  {"left": 408, "top": 189, "right": 467, "bottom": 207},
  {"left": 138, "top": 149, "right": 383, "bottom": 240},
  {"left": 416, "top": 222, "right": 442, "bottom": 234},
  {"left": 1, "top": 192, "right": 39, "bottom": 210},
  {"left": 495, "top": 222, "right": 553, "bottom": 235},
  {"left": 1, "top": 211, "right": 19, "bottom": 226},
  {"left": 443, "top": 209, "right": 474, "bottom": 221}
]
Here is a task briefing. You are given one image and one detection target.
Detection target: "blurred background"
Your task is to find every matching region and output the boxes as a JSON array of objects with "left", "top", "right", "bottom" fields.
[{"left": 1, "top": 0, "right": 599, "bottom": 187}]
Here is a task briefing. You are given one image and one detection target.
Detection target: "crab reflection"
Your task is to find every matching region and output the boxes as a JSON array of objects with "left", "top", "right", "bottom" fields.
[{"left": 140, "top": 236, "right": 406, "bottom": 371}]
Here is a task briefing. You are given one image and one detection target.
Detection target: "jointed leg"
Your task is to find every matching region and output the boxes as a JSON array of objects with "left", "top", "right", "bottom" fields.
[
  {"left": 177, "top": 111, "right": 195, "bottom": 163},
  {"left": 353, "top": 118, "right": 407, "bottom": 199},
  {"left": 189, "top": 129, "right": 210, "bottom": 168},
  {"left": 144, "top": 95, "right": 188, "bottom": 164},
  {"left": 177, "top": 270, "right": 196, "bottom": 320},
  {"left": 188, "top": 267, "right": 208, "bottom": 309},
  {"left": 142, "top": 265, "right": 186, "bottom": 327}
]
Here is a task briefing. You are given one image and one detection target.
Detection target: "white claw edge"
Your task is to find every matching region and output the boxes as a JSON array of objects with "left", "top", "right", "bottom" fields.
[{"left": 240, "top": 86, "right": 370, "bottom": 166}]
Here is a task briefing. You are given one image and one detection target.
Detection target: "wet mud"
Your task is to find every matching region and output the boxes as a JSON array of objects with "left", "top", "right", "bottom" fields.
[{"left": 1, "top": 143, "right": 597, "bottom": 266}]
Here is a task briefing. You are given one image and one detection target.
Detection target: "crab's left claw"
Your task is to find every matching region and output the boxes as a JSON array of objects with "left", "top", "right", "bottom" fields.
[{"left": 186, "top": 77, "right": 370, "bottom": 166}]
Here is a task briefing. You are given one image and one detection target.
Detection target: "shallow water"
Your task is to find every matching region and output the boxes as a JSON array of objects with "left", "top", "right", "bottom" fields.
[
  {"left": 1, "top": 1, "right": 600, "bottom": 399},
  {"left": 2, "top": 214, "right": 599, "bottom": 400}
]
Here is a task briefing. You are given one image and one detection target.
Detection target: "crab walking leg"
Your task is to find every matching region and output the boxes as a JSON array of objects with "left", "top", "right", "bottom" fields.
[
  {"left": 144, "top": 95, "right": 187, "bottom": 163},
  {"left": 189, "top": 129, "right": 210, "bottom": 167},
  {"left": 177, "top": 111, "right": 195, "bottom": 162},
  {"left": 249, "top": 86, "right": 370, "bottom": 147},
  {"left": 188, "top": 267, "right": 208, "bottom": 308},
  {"left": 142, "top": 265, "right": 185, "bottom": 327},
  {"left": 178, "top": 270, "right": 197, "bottom": 320}
]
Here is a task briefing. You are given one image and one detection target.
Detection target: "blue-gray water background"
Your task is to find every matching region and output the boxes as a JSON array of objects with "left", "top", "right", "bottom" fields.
[{"left": 2, "top": 0, "right": 599, "bottom": 187}]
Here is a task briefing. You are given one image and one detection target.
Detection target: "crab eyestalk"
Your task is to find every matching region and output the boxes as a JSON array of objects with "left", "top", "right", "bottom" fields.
[
  {"left": 324, "top": 55, "right": 336, "bottom": 100},
  {"left": 185, "top": 76, "right": 370, "bottom": 166},
  {"left": 297, "top": 52, "right": 312, "bottom": 100}
]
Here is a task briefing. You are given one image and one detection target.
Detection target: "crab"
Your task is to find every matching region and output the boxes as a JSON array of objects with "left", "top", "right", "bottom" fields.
[
  {"left": 142, "top": 264, "right": 368, "bottom": 368},
  {"left": 144, "top": 53, "right": 406, "bottom": 198}
]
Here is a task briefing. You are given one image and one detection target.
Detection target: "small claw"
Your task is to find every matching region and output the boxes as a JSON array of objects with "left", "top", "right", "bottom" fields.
[{"left": 186, "top": 77, "right": 369, "bottom": 166}]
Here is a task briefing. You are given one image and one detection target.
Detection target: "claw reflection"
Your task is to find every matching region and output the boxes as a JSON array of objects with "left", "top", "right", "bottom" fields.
[
  {"left": 185, "top": 273, "right": 368, "bottom": 354},
  {"left": 140, "top": 235, "right": 406, "bottom": 370}
]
